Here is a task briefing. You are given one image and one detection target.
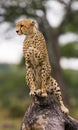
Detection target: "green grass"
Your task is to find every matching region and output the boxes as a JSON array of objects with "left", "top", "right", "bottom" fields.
[
  {"left": 0, "top": 64, "right": 78, "bottom": 130},
  {"left": 0, "top": 64, "right": 30, "bottom": 108},
  {"left": 0, "top": 64, "right": 31, "bottom": 129},
  {"left": 0, "top": 64, "right": 78, "bottom": 120},
  {"left": 63, "top": 69, "right": 78, "bottom": 111},
  {"left": 0, "top": 109, "right": 21, "bottom": 130},
  {"left": 63, "top": 69, "right": 78, "bottom": 98}
]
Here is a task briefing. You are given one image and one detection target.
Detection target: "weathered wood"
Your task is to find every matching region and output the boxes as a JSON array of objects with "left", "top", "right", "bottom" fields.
[{"left": 20, "top": 95, "right": 78, "bottom": 130}]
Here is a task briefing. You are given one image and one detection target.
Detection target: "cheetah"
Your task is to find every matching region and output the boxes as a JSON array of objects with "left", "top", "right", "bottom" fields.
[{"left": 16, "top": 19, "right": 69, "bottom": 114}]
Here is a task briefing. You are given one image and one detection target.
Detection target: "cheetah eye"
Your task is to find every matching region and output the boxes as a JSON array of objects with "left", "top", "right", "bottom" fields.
[{"left": 21, "top": 25, "right": 24, "bottom": 27}]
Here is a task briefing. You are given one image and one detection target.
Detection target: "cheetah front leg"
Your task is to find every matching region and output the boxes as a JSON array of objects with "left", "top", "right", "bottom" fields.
[
  {"left": 34, "top": 49, "right": 47, "bottom": 97},
  {"left": 26, "top": 62, "right": 36, "bottom": 96},
  {"left": 41, "top": 62, "right": 48, "bottom": 97}
]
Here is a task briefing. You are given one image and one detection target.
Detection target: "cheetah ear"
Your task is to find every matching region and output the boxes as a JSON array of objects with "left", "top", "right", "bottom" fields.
[{"left": 31, "top": 21, "right": 35, "bottom": 26}]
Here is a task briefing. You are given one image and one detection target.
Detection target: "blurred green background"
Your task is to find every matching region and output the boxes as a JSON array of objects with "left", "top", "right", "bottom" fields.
[{"left": 0, "top": 0, "right": 78, "bottom": 129}]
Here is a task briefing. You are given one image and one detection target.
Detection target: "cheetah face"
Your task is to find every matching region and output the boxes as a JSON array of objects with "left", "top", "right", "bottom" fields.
[{"left": 16, "top": 19, "right": 35, "bottom": 35}]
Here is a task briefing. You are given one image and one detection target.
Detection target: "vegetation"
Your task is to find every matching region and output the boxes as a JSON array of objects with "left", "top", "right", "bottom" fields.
[
  {"left": 0, "top": 1, "right": 78, "bottom": 97},
  {"left": 0, "top": 0, "right": 78, "bottom": 129},
  {"left": 60, "top": 42, "right": 78, "bottom": 58},
  {"left": 0, "top": 65, "right": 78, "bottom": 114},
  {"left": 0, "top": 64, "right": 78, "bottom": 129},
  {"left": 0, "top": 64, "right": 30, "bottom": 108},
  {"left": 0, "top": 65, "right": 31, "bottom": 130}
]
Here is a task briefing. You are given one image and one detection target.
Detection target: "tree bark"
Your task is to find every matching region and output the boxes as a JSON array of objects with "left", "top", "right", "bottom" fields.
[
  {"left": 20, "top": 95, "right": 78, "bottom": 130},
  {"left": 37, "top": 16, "right": 69, "bottom": 104}
]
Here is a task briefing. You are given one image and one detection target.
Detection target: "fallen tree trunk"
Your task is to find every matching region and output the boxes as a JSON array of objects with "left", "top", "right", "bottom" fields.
[{"left": 20, "top": 95, "right": 78, "bottom": 130}]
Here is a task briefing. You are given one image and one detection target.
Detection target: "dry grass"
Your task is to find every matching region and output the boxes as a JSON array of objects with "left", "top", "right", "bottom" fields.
[{"left": 0, "top": 109, "right": 21, "bottom": 130}]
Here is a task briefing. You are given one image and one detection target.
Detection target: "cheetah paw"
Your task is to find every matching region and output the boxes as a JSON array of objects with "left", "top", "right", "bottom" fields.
[
  {"left": 42, "top": 92, "right": 47, "bottom": 97},
  {"left": 35, "top": 89, "right": 42, "bottom": 95},
  {"left": 61, "top": 105, "right": 69, "bottom": 114},
  {"left": 29, "top": 90, "right": 35, "bottom": 96}
]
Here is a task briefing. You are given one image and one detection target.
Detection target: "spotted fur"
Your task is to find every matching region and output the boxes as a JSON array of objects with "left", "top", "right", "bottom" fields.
[{"left": 16, "top": 19, "right": 69, "bottom": 114}]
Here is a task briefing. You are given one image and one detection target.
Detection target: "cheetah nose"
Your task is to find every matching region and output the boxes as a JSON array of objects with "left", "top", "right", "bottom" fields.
[{"left": 16, "top": 30, "right": 19, "bottom": 33}]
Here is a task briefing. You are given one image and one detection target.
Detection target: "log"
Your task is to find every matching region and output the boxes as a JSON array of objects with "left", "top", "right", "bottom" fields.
[{"left": 20, "top": 94, "right": 78, "bottom": 130}]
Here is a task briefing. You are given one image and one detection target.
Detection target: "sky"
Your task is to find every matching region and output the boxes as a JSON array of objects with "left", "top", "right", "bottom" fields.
[
  {"left": 0, "top": 22, "right": 24, "bottom": 64},
  {"left": 0, "top": 0, "right": 78, "bottom": 69}
]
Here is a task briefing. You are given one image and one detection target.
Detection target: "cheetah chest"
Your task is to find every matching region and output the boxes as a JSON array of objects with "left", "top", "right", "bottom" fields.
[
  {"left": 23, "top": 38, "right": 42, "bottom": 89},
  {"left": 23, "top": 39, "right": 41, "bottom": 67}
]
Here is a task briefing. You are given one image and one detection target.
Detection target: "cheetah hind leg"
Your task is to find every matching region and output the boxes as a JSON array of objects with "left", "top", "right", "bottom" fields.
[{"left": 47, "top": 77, "right": 69, "bottom": 114}]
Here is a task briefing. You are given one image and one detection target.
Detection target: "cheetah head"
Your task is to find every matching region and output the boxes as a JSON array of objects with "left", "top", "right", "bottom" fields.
[{"left": 16, "top": 19, "right": 35, "bottom": 35}]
